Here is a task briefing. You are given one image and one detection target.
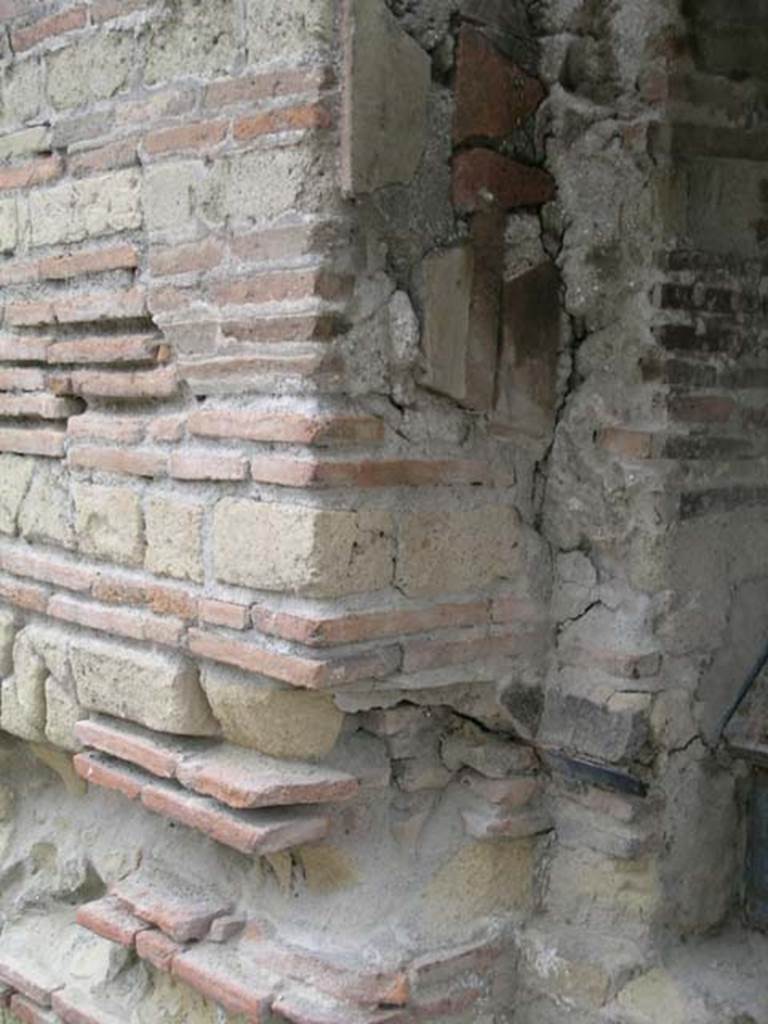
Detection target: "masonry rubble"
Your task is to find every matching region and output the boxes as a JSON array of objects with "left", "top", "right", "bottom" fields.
[{"left": 0, "top": 0, "right": 765, "bottom": 1021}]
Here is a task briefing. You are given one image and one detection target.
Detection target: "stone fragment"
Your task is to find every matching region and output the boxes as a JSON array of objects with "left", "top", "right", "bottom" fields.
[
  {"left": 0, "top": 454, "right": 35, "bottom": 535},
  {"left": 421, "top": 244, "right": 473, "bottom": 403},
  {"left": 76, "top": 896, "right": 150, "bottom": 949},
  {"left": 9, "top": 630, "right": 47, "bottom": 735},
  {"left": 442, "top": 723, "right": 537, "bottom": 777},
  {"left": 213, "top": 500, "right": 394, "bottom": 598},
  {"left": 341, "top": 0, "right": 430, "bottom": 193},
  {"left": 396, "top": 505, "right": 519, "bottom": 597},
  {"left": 144, "top": 497, "right": 203, "bottom": 583},
  {"left": 1, "top": 676, "right": 46, "bottom": 742},
  {"left": 73, "top": 483, "right": 144, "bottom": 566},
  {"left": 18, "top": 463, "right": 76, "bottom": 551},
  {"left": 71, "top": 638, "right": 218, "bottom": 736},
  {"left": 44, "top": 675, "right": 83, "bottom": 752},
  {"left": 0, "top": 609, "right": 17, "bottom": 675},
  {"left": 112, "top": 870, "right": 232, "bottom": 943},
  {"left": 453, "top": 149, "right": 556, "bottom": 211},
  {"left": 200, "top": 666, "right": 345, "bottom": 759},
  {"left": 615, "top": 968, "right": 691, "bottom": 1024}
]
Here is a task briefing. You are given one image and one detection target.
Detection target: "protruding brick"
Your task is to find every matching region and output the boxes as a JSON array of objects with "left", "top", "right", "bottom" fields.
[
  {"left": 249, "top": 457, "right": 489, "bottom": 488},
  {"left": 171, "top": 946, "right": 275, "bottom": 1019},
  {"left": 188, "top": 410, "right": 384, "bottom": 445},
  {"left": 75, "top": 716, "right": 188, "bottom": 779},
  {"left": 144, "top": 120, "right": 228, "bottom": 156},
  {"left": 0, "top": 427, "right": 66, "bottom": 458},
  {"left": 233, "top": 103, "right": 331, "bottom": 141},
  {"left": 135, "top": 930, "right": 182, "bottom": 973},
  {"left": 112, "top": 873, "right": 232, "bottom": 943},
  {"left": 199, "top": 599, "right": 250, "bottom": 631},
  {"left": 73, "top": 751, "right": 147, "bottom": 799},
  {"left": 76, "top": 896, "right": 150, "bottom": 948},
  {"left": 169, "top": 451, "right": 248, "bottom": 481}
]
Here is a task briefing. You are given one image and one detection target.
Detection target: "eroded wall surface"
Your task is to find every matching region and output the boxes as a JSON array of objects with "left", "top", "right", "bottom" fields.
[{"left": 0, "top": 0, "right": 764, "bottom": 1022}]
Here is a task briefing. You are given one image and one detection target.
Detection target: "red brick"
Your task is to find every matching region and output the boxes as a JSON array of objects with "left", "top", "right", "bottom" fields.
[
  {"left": 0, "top": 576, "right": 48, "bottom": 613},
  {"left": 233, "top": 103, "right": 332, "bottom": 142},
  {"left": 0, "top": 427, "right": 66, "bottom": 457},
  {"left": 4, "top": 300, "right": 54, "bottom": 326},
  {"left": 147, "top": 414, "right": 186, "bottom": 442},
  {"left": 135, "top": 930, "right": 182, "bottom": 973},
  {"left": 249, "top": 457, "right": 490, "bottom": 488},
  {"left": 116, "top": 86, "right": 196, "bottom": 127},
  {"left": 409, "top": 937, "right": 503, "bottom": 987},
  {"left": 75, "top": 717, "right": 185, "bottom": 779},
  {"left": 0, "top": 393, "right": 80, "bottom": 419},
  {"left": 203, "top": 67, "right": 334, "bottom": 109},
  {"left": 47, "top": 335, "right": 160, "bottom": 364},
  {"left": 76, "top": 896, "right": 150, "bottom": 948},
  {"left": 169, "top": 451, "right": 248, "bottom": 481},
  {"left": 175, "top": 745, "right": 359, "bottom": 810},
  {"left": 453, "top": 149, "right": 555, "bottom": 211},
  {"left": 402, "top": 628, "right": 537, "bottom": 672},
  {"left": 8, "top": 994, "right": 59, "bottom": 1024},
  {"left": 230, "top": 223, "right": 342, "bottom": 263},
  {"left": 112, "top": 875, "right": 232, "bottom": 943},
  {"left": 37, "top": 243, "right": 139, "bottom": 281},
  {"left": 252, "top": 600, "right": 489, "bottom": 647},
  {"left": 141, "top": 780, "right": 330, "bottom": 855},
  {"left": 67, "top": 414, "right": 146, "bottom": 443},
  {"left": 0, "top": 336, "right": 49, "bottom": 361},
  {"left": 0, "top": 367, "right": 46, "bottom": 390},
  {"left": 0, "top": 955, "right": 61, "bottom": 1007},
  {"left": 220, "top": 312, "right": 343, "bottom": 344},
  {"left": 179, "top": 351, "right": 341, "bottom": 387},
  {"left": 90, "top": 0, "right": 147, "bottom": 23},
  {"left": 47, "top": 594, "right": 184, "bottom": 647},
  {"left": 144, "top": 120, "right": 228, "bottom": 156},
  {"left": 73, "top": 752, "right": 147, "bottom": 800},
  {"left": 454, "top": 26, "right": 545, "bottom": 145},
  {"left": 57, "top": 366, "right": 177, "bottom": 399},
  {"left": 171, "top": 948, "right": 274, "bottom": 1019},
  {"left": 0, "top": 155, "right": 62, "bottom": 191},
  {"left": 149, "top": 238, "right": 225, "bottom": 276},
  {"left": 52, "top": 287, "right": 146, "bottom": 323},
  {"left": 596, "top": 427, "right": 654, "bottom": 459},
  {"left": 212, "top": 269, "right": 352, "bottom": 306},
  {"left": 188, "top": 410, "right": 384, "bottom": 445},
  {"left": 199, "top": 599, "right": 250, "bottom": 630},
  {"left": 91, "top": 576, "right": 198, "bottom": 620},
  {"left": 409, "top": 987, "right": 483, "bottom": 1020},
  {"left": 0, "top": 547, "right": 94, "bottom": 592},
  {"left": 67, "top": 445, "right": 167, "bottom": 477},
  {"left": 69, "top": 137, "right": 140, "bottom": 176},
  {"left": 186, "top": 629, "right": 398, "bottom": 689},
  {"left": 11, "top": 5, "right": 86, "bottom": 51}
]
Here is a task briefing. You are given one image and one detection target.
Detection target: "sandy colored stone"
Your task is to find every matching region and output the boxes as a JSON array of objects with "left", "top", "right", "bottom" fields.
[
  {"left": 71, "top": 637, "right": 218, "bottom": 736},
  {"left": 296, "top": 844, "right": 358, "bottom": 894},
  {"left": 11, "top": 630, "right": 47, "bottom": 732},
  {"left": 424, "top": 839, "right": 535, "bottom": 935},
  {"left": 396, "top": 505, "right": 520, "bottom": 597},
  {"left": 547, "top": 847, "right": 663, "bottom": 923},
  {"left": 246, "top": 0, "right": 334, "bottom": 65},
  {"left": 45, "top": 675, "right": 83, "bottom": 752},
  {"left": 143, "top": 160, "right": 205, "bottom": 241},
  {"left": 341, "top": 0, "right": 430, "bottom": 193},
  {"left": 145, "top": 497, "right": 203, "bottom": 583},
  {"left": 73, "top": 482, "right": 144, "bottom": 566},
  {"left": 201, "top": 666, "right": 344, "bottom": 759},
  {"left": 0, "top": 454, "right": 35, "bottom": 535},
  {"left": 29, "top": 170, "right": 141, "bottom": 248},
  {"left": 46, "top": 32, "right": 134, "bottom": 110},
  {"left": 213, "top": 499, "right": 394, "bottom": 598},
  {"left": 18, "top": 463, "right": 75, "bottom": 550},
  {"left": 0, "top": 197, "right": 17, "bottom": 253},
  {"left": 145, "top": 0, "right": 236, "bottom": 84},
  {"left": 1, "top": 676, "right": 45, "bottom": 742},
  {"left": 616, "top": 968, "right": 689, "bottom": 1024}
]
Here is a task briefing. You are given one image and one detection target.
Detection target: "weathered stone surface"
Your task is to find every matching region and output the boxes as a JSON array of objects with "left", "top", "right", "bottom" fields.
[
  {"left": 420, "top": 244, "right": 473, "bottom": 403},
  {"left": 18, "top": 463, "right": 75, "bottom": 551},
  {"left": 146, "top": 0, "right": 237, "bottom": 84},
  {"left": 73, "top": 483, "right": 144, "bottom": 567},
  {"left": 213, "top": 500, "right": 395, "bottom": 597},
  {"left": 44, "top": 675, "right": 83, "bottom": 752},
  {"left": 396, "top": 505, "right": 519, "bottom": 597},
  {"left": 246, "top": 0, "right": 334, "bottom": 65},
  {"left": 0, "top": 609, "right": 17, "bottom": 676},
  {"left": 46, "top": 32, "right": 134, "bottom": 110},
  {"left": 145, "top": 497, "right": 203, "bottom": 583},
  {"left": 341, "top": 0, "right": 430, "bottom": 193},
  {"left": 71, "top": 638, "right": 218, "bottom": 736},
  {"left": 200, "top": 666, "right": 344, "bottom": 759},
  {"left": 142, "top": 160, "right": 205, "bottom": 241},
  {"left": 0, "top": 197, "right": 18, "bottom": 253},
  {"left": 0, "top": 454, "right": 35, "bottom": 535},
  {"left": 29, "top": 170, "right": 141, "bottom": 248}
]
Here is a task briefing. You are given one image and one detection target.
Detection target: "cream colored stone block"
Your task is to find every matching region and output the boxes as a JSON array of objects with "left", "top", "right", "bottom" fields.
[
  {"left": 145, "top": 497, "right": 203, "bottom": 583},
  {"left": 29, "top": 170, "right": 141, "bottom": 247},
  {"left": 201, "top": 666, "right": 344, "bottom": 759},
  {"left": 145, "top": 0, "right": 236, "bottom": 83},
  {"left": 246, "top": 0, "right": 333, "bottom": 65},
  {"left": 0, "top": 197, "right": 18, "bottom": 253},
  {"left": 213, "top": 500, "right": 394, "bottom": 597},
  {"left": 46, "top": 32, "right": 134, "bottom": 110},
  {"left": 18, "top": 463, "right": 75, "bottom": 550},
  {"left": 73, "top": 482, "right": 144, "bottom": 566},
  {"left": 0, "top": 454, "right": 35, "bottom": 535}
]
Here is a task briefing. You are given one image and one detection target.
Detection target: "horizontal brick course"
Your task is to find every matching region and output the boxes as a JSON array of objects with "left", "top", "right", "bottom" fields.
[
  {"left": 11, "top": 5, "right": 87, "bottom": 51},
  {"left": 0, "top": 427, "right": 66, "bottom": 457},
  {"left": 75, "top": 896, "right": 150, "bottom": 948},
  {"left": 67, "top": 446, "right": 167, "bottom": 478},
  {"left": 249, "top": 456, "right": 490, "bottom": 488}
]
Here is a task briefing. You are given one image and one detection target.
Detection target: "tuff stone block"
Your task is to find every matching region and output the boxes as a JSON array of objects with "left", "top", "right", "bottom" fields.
[
  {"left": 28, "top": 170, "right": 142, "bottom": 248},
  {"left": 246, "top": 0, "right": 334, "bottom": 66},
  {"left": 70, "top": 637, "right": 218, "bottom": 736},
  {"left": 200, "top": 666, "right": 345, "bottom": 759},
  {"left": 145, "top": 0, "right": 237, "bottom": 84},
  {"left": 46, "top": 32, "right": 134, "bottom": 109},
  {"left": 213, "top": 500, "right": 395, "bottom": 598},
  {"left": 0, "top": 454, "right": 36, "bottom": 535},
  {"left": 144, "top": 497, "right": 204, "bottom": 583},
  {"left": 18, "top": 463, "right": 76, "bottom": 551},
  {"left": 73, "top": 483, "right": 144, "bottom": 567}
]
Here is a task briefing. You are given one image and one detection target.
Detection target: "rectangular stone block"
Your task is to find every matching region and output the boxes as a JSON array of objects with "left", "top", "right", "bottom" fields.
[
  {"left": 70, "top": 637, "right": 218, "bottom": 735},
  {"left": 28, "top": 170, "right": 141, "bottom": 248},
  {"left": 0, "top": 454, "right": 36, "bottom": 535},
  {"left": 213, "top": 499, "right": 394, "bottom": 598},
  {"left": 144, "top": 497, "right": 203, "bottom": 583},
  {"left": 73, "top": 483, "right": 144, "bottom": 567},
  {"left": 45, "top": 31, "right": 134, "bottom": 110}
]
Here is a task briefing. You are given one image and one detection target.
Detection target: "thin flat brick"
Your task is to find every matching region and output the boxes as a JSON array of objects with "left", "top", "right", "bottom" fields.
[
  {"left": 52, "top": 287, "right": 147, "bottom": 324},
  {"left": 597, "top": 428, "right": 654, "bottom": 459},
  {"left": 75, "top": 716, "right": 187, "bottom": 779},
  {"left": 249, "top": 457, "right": 489, "bottom": 488},
  {"left": 68, "top": 137, "right": 140, "bottom": 177},
  {"left": 175, "top": 745, "right": 359, "bottom": 810},
  {"left": 188, "top": 410, "right": 384, "bottom": 445},
  {"left": 169, "top": 451, "right": 248, "bottom": 481},
  {"left": 233, "top": 103, "right": 332, "bottom": 141},
  {"left": 75, "top": 896, "right": 150, "bottom": 948},
  {"left": 179, "top": 351, "right": 340, "bottom": 389},
  {"left": 453, "top": 149, "right": 555, "bottom": 211},
  {"left": 135, "top": 929, "right": 182, "bottom": 972},
  {"left": 56, "top": 367, "right": 178, "bottom": 399},
  {"left": 0, "top": 368, "right": 47, "bottom": 391},
  {"left": 73, "top": 751, "right": 147, "bottom": 800},
  {"left": 0, "top": 547, "right": 95, "bottom": 592},
  {"left": 90, "top": 0, "right": 147, "bottom": 23},
  {"left": 0, "top": 393, "right": 81, "bottom": 420},
  {"left": 0, "top": 576, "right": 49, "bottom": 613},
  {"left": 0, "top": 427, "right": 66, "bottom": 457},
  {"left": 149, "top": 239, "right": 225, "bottom": 277},
  {"left": 144, "top": 120, "right": 228, "bottom": 156},
  {"left": 8, "top": 994, "right": 59, "bottom": 1024},
  {"left": 204, "top": 67, "right": 333, "bottom": 108},
  {"left": 0, "top": 336, "right": 49, "bottom": 361},
  {"left": 48, "top": 594, "right": 184, "bottom": 647},
  {"left": 11, "top": 5, "right": 86, "bottom": 51},
  {"left": 147, "top": 414, "right": 186, "bottom": 442},
  {"left": 47, "top": 335, "right": 161, "bottom": 364},
  {"left": 4, "top": 300, "right": 54, "bottom": 326},
  {"left": 112, "top": 875, "right": 232, "bottom": 944},
  {"left": 171, "top": 948, "right": 274, "bottom": 1019},
  {"left": 37, "top": 244, "right": 139, "bottom": 281},
  {"left": 220, "top": 312, "right": 343, "bottom": 343},
  {"left": 67, "top": 446, "right": 167, "bottom": 478},
  {"left": 212, "top": 269, "right": 351, "bottom": 306},
  {"left": 91, "top": 575, "right": 198, "bottom": 620},
  {"left": 252, "top": 600, "right": 489, "bottom": 647},
  {"left": 0, "top": 155, "right": 62, "bottom": 191},
  {"left": 141, "top": 779, "right": 331, "bottom": 855},
  {"left": 199, "top": 599, "right": 250, "bottom": 630},
  {"left": 67, "top": 414, "right": 146, "bottom": 444},
  {"left": 270, "top": 990, "right": 406, "bottom": 1024},
  {"left": 0, "top": 953, "right": 62, "bottom": 1005}
]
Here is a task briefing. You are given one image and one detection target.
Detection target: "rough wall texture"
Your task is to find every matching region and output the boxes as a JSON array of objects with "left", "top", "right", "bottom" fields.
[{"left": 0, "top": 0, "right": 765, "bottom": 1022}]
